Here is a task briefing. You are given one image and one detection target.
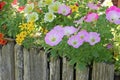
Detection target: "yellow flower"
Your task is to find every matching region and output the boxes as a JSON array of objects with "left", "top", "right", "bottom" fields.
[
  {"left": 19, "top": 23, "right": 27, "bottom": 30},
  {"left": 70, "top": 5, "right": 78, "bottom": 12}
]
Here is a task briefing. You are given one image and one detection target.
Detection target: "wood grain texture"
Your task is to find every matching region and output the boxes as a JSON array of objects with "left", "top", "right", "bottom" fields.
[
  {"left": 1, "top": 42, "right": 15, "bottom": 80},
  {"left": 28, "top": 48, "right": 48, "bottom": 80},
  {"left": 14, "top": 44, "right": 24, "bottom": 80},
  {"left": 50, "top": 57, "right": 60, "bottom": 80},
  {"left": 92, "top": 62, "right": 114, "bottom": 80},
  {"left": 62, "top": 58, "right": 74, "bottom": 80},
  {"left": 76, "top": 68, "right": 89, "bottom": 80},
  {"left": 23, "top": 48, "right": 31, "bottom": 80}
]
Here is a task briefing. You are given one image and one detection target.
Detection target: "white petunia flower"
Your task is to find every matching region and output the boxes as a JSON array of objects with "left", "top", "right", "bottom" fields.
[
  {"left": 44, "top": 12, "right": 56, "bottom": 22},
  {"left": 27, "top": 12, "right": 39, "bottom": 22},
  {"left": 24, "top": 3, "right": 34, "bottom": 13},
  {"left": 48, "top": 1, "right": 61, "bottom": 13},
  {"left": 38, "top": 0, "right": 46, "bottom": 8}
]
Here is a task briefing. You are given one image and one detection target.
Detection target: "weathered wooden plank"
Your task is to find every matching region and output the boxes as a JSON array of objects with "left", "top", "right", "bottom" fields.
[
  {"left": 0, "top": 46, "right": 2, "bottom": 80},
  {"left": 25, "top": 48, "right": 48, "bottom": 80},
  {"left": 76, "top": 67, "right": 89, "bottom": 80},
  {"left": 14, "top": 44, "right": 24, "bottom": 80},
  {"left": 38, "top": 50, "right": 48, "bottom": 80},
  {"left": 62, "top": 58, "right": 74, "bottom": 80},
  {"left": 50, "top": 57, "right": 60, "bottom": 80},
  {"left": 92, "top": 62, "right": 114, "bottom": 80},
  {"left": 1, "top": 42, "right": 15, "bottom": 80},
  {"left": 23, "top": 48, "right": 30, "bottom": 80}
]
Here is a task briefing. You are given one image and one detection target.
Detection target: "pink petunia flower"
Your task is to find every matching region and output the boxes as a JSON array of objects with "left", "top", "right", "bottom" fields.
[
  {"left": 106, "top": 6, "right": 120, "bottom": 24},
  {"left": 77, "top": 30, "right": 89, "bottom": 42},
  {"left": 63, "top": 26, "right": 77, "bottom": 36},
  {"left": 85, "top": 12, "right": 99, "bottom": 22},
  {"left": 67, "top": 35, "right": 83, "bottom": 48},
  {"left": 87, "top": 2, "right": 99, "bottom": 10},
  {"left": 106, "top": 6, "right": 120, "bottom": 14},
  {"left": 52, "top": 25, "right": 64, "bottom": 38},
  {"left": 58, "top": 4, "right": 71, "bottom": 16},
  {"left": 45, "top": 30, "right": 63, "bottom": 46},
  {"left": 85, "top": 32, "right": 101, "bottom": 45},
  {"left": 106, "top": 11, "right": 120, "bottom": 24}
]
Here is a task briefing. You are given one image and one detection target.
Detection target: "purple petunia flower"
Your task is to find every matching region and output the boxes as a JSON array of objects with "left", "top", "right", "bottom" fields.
[
  {"left": 58, "top": 4, "right": 71, "bottom": 16},
  {"left": 63, "top": 26, "right": 77, "bottom": 36},
  {"left": 87, "top": 2, "right": 99, "bottom": 10},
  {"left": 45, "top": 30, "right": 63, "bottom": 46},
  {"left": 67, "top": 35, "right": 83, "bottom": 48},
  {"left": 85, "top": 32, "right": 101, "bottom": 45},
  {"left": 77, "top": 30, "right": 89, "bottom": 42},
  {"left": 106, "top": 43, "right": 113, "bottom": 49},
  {"left": 85, "top": 12, "right": 99, "bottom": 22}
]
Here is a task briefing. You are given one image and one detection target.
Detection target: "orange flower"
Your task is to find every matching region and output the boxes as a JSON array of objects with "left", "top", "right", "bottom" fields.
[
  {"left": 0, "top": 39, "right": 7, "bottom": 45},
  {"left": 0, "top": 33, "right": 4, "bottom": 38}
]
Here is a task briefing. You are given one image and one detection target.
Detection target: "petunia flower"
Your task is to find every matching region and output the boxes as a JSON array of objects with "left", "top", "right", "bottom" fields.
[
  {"left": 106, "top": 6, "right": 120, "bottom": 24},
  {"left": 24, "top": 3, "right": 34, "bottom": 13},
  {"left": 67, "top": 35, "right": 83, "bottom": 48},
  {"left": 38, "top": 0, "right": 46, "bottom": 8},
  {"left": 85, "top": 12, "right": 99, "bottom": 22},
  {"left": 77, "top": 30, "right": 89, "bottom": 42},
  {"left": 44, "top": 12, "right": 56, "bottom": 22},
  {"left": 26, "top": 12, "right": 39, "bottom": 22},
  {"left": 63, "top": 26, "right": 77, "bottom": 36},
  {"left": 52, "top": 25, "right": 64, "bottom": 38},
  {"left": 48, "top": 1, "right": 61, "bottom": 13},
  {"left": 85, "top": 32, "right": 101, "bottom": 45},
  {"left": 45, "top": 30, "right": 63, "bottom": 46},
  {"left": 87, "top": 2, "right": 99, "bottom": 10},
  {"left": 58, "top": 4, "right": 71, "bottom": 16}
]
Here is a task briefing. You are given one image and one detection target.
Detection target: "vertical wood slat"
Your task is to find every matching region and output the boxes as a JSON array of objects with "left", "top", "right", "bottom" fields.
[
  {"left": 92, "top": 62, "right": 114, "bottom": 80},
  {"left": 1, "top": 42, "right": 15, "bottom": 80},
  {"left": 62, "top": 58, "right": 74, "bottom": 80},
  {"left": 50, "top": 57, "right": 60, "bottom": 80},
  {"left": 14, "top": 44, "right": 24, "bottom": 80},
  {"left": 76, "top": 68, "right": 89, "bottom": 80},
  {"left": 26, "top": 48, "right": 48, "bottom": 80},
  {"left": 23, "top": 48, "right": 31, "bottom": 80},
  {"left": 0, "top": 46, "right": 2, "bottom": 80}
]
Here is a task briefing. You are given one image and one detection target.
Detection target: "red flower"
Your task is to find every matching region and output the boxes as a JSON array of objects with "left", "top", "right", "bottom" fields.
[
  {"left": 0, "top": 1, "right": 6, "bottom": 10},
  {"left": 11, "top": 0, "right": 18, "bottom": 5},
  {"left": 17, "top": 6, "right": 25, "bottom": 12},
  {"left": 0, "top": 39, "right": 7, "bottom": 45}
]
